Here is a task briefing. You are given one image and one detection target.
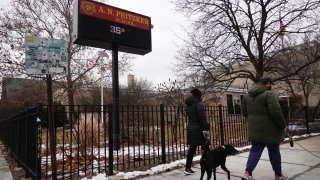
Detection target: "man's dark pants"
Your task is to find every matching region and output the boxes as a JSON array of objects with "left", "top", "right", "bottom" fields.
[{"left": 245, "top": 142, "right": 282, "bottom": 177}]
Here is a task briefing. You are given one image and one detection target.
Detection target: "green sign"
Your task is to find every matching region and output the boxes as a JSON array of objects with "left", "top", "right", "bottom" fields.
[{"left": 25, "top": 36, "right": 68, "bottom": 75}]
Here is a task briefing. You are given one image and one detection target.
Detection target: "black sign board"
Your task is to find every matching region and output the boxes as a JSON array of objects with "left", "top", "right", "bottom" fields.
[{"left": 73, "top": 0, "right": 152, "bottom": 55}]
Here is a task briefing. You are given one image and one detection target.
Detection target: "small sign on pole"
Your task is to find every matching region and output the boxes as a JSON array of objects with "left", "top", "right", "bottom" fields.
[
  {"left": 25, "top": 36, "right": 68, "bottom": 75},
  {"left": 25, "top": 36, "right": 66, "bottom": 179}
]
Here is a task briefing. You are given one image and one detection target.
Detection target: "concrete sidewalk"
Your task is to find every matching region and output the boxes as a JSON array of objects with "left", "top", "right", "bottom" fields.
[
  {"left": 0, "top": 141, "right": 13, "bottom": 180},
  {"left": 1, "top": 136, "right": 319, "bottom": 180},
  {"left": 138, "top": 136, "right": 320, "bottom": 180}
]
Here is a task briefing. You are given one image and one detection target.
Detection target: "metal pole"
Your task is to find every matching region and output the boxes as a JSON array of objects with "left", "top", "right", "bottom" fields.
[
  {"left": 112, "top": 45, "right": 120, "bottom": 150},
  {"left": 36, "top": 103, "right": 42, "bottom": 180},
  {"left": 100, "top": 56, "right": 104, "bottom": 124},
  {"left": 287, "top": 94, "right": 290, "bottom": 119},
  {"left": 98, "top": 50, "right": 109, "bottom": 127},
  {"left": 108, "top": 104, "right": 114, "bottom": 175},
  {"left": 46, "top": 75, "right": 57, "bottom": 180},
  {"left": 218, "top": 105, "right": 225, "bottom": 145},
  {"left": 160, "top": 104, "right": 166, "bottom": 164}
]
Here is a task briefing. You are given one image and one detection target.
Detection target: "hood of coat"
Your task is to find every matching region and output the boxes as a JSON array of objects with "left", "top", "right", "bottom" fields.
[
  {"left": 248, "top": 82, "right": 269, "bottom": 97},
  {"left": 185, "top": 95, "right": 201, "bottom": 106}
]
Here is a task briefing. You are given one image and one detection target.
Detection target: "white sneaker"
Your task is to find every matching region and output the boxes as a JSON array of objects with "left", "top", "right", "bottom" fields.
[
  {"left": 241, "top": 171, "right": 253, "bottom": 180},
  {"left": 275, "top": 174, "right": 288, "bottom": 180}
]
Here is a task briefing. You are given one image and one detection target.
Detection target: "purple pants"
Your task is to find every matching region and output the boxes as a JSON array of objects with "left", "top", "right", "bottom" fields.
[{"left": 245, "top": 142, "right": 282, "bottom": 177}]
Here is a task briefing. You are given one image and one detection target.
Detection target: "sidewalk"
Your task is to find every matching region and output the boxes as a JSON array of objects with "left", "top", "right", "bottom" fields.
[
  {"left": 1, "top": 136, "right": 320, "bottom": 180},
  {"left": 0, "top": 141, "right": 13, "bottom": 180},
  {"left": 137, "top": 135, "right": 320, "bottom": 180}
]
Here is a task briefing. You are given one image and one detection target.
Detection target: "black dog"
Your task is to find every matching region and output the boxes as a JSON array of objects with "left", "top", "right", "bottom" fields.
[{"left": 200, "top": 144, "right": 238, "bottom": 180}]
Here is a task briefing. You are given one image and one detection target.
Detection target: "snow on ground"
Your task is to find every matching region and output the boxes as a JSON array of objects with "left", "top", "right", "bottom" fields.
[{"left": 81, "top": 133, "right": 320, "bottom": 180}]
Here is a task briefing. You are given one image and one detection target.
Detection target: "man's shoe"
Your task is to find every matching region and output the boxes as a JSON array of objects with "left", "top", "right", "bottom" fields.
[
  {"left": 183, "top": 168, "right": 195, "bottom": 175},
  {"left": 275, "top": 174, "right": 288, "bottom": 180},
  {"left": 241, "top": 171, "right": 253, "bottom": 180}
]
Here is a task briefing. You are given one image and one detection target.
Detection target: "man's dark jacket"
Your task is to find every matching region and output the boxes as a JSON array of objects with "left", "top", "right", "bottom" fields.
[
  {"left": 185, "top": 95, "right": 210, "bottom": 145},
  {"left": 242, "top": 83, "right": 286, "bottom": 143}
]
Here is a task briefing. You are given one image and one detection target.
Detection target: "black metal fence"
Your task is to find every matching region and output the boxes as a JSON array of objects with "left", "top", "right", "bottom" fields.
[
  {"left": 0, "top": 105, "right": 41, "bottom": 179},
  {"left": 1, "top": 104, "right": 320, "bottom": 179}
]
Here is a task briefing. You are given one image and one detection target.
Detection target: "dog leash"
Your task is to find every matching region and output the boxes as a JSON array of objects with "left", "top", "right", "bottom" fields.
[{"left": 285, "top": 132, "right": 320, "bottom": 159}]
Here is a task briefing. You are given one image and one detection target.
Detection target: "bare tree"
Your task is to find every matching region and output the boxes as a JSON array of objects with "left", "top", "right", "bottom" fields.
[
  {"left": 273, "top": 37, "right": 320, "bottom": 131},
  {"left": 173, "top": 0, "right": 320, "bottom": 86},
  {"left": 273, "top": 37, "right": 320, "bottom": 106},
  {"left": 0, "top": 0, "right": 132, "bottom": 106},
  {"left": 122, "top": 77, "right": 154, "bottom": 105},
  {"left": 133, "top": 77, "right": 154, "bottom": 105},
  {"left": 157, "top": 79, "right": 188, "bottom": 106},
  {"left": 0, "top": 77, "right": 47, "bottom": 121}
]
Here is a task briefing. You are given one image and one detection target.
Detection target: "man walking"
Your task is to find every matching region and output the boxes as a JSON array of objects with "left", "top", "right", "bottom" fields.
[{"left": 241, "top": 77, "right": 288, "bottom": 180}]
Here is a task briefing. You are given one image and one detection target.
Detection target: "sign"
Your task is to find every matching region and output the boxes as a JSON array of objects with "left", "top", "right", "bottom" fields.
[
  {"left": 25, "top": 36, "right": 68, "bottom": 75},
  {"left": 73, "top": 0, "right": 152, "bottom": 55}
]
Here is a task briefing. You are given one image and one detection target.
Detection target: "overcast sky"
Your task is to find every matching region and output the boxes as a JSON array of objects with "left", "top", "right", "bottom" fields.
[
  {"left": 0, "top": 0, "right": 188, "bottom": 87},
  {"left": 106, "top": 0, "right": 187, "bottom": 86}
]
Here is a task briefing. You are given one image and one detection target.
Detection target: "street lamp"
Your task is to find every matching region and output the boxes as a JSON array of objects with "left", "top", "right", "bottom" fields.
[{"left": 98, "top": 50, "right": 109, "bottom": 124}]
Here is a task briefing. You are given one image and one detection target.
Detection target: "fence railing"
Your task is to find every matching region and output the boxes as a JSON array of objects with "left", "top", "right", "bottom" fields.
[
  {"left": 1, "top": 104, "right": 320, "bottom": 179},
  {"left": 0, "top": 105, "right": 41, "bottom": 179}
]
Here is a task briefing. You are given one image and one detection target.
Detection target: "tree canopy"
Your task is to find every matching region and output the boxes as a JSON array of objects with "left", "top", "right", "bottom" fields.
[
  {"left": 0, "top": 0, "right": 133, "bottom": 105},
  {"left": 173, "top": 0, "right": 320, "bottom": 87}
]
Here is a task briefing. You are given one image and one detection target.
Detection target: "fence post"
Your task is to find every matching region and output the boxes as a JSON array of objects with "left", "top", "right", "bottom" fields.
[
  {"left": 108, "top": 104, "right": 114, "bottom": 175},
  {"left": 9, "top": 120, "right": 13, "bottom": 158},
  {"left": 36, "top": 104, "right": 42, "bottom": 180},
  {"left": 218, "top": 105, "right": 225, "bottom": 145},
  {"left": 304, "top": 106, "right": 310, "bottom": 134},
  {"left": 160, "top": 104, "right": 166, "bottom": 164},
  {"left": 25, "top": 112, "right": 29, "bottom": 178}
]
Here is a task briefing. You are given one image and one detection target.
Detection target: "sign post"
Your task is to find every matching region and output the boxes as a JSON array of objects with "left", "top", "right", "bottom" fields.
[
  {"left": 73, "top": 0, "right": 152, "bottom": 175},
  {"left": 111, "top": 45, "right": 120, "bottom": 150},
  {"left": 25, "top": 36, "right": 67, "bottom": 180},
  {"left": 46, "top": 74, "right": 57, "bottom": 179}
]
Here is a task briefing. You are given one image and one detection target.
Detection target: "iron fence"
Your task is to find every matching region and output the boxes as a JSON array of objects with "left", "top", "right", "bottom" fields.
[
  {"left": 37, "top": 104, "right": 250, "bottom": 179},
  {"left": 0, "top": 105, "right": 41, "bottom": 179},
  {"left": 1, "top": 104, "right": 320, "bottom": 179}
]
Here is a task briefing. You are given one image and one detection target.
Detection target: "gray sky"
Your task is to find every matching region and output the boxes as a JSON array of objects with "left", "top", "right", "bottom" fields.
[
  {"left": 108, "top": 0, "right": 186, "bottom": 86},
  {"left": 0, "top": 0, "right": 187, "bottom": 87}
]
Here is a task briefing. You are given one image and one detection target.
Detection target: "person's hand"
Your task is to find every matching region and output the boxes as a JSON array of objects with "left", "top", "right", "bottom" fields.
[
  {"left": 202, "top": 131, "right": 209, "bottom": 139},
  {"left": 284, "top": 126, "right": 288, "bottom": 133}
]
